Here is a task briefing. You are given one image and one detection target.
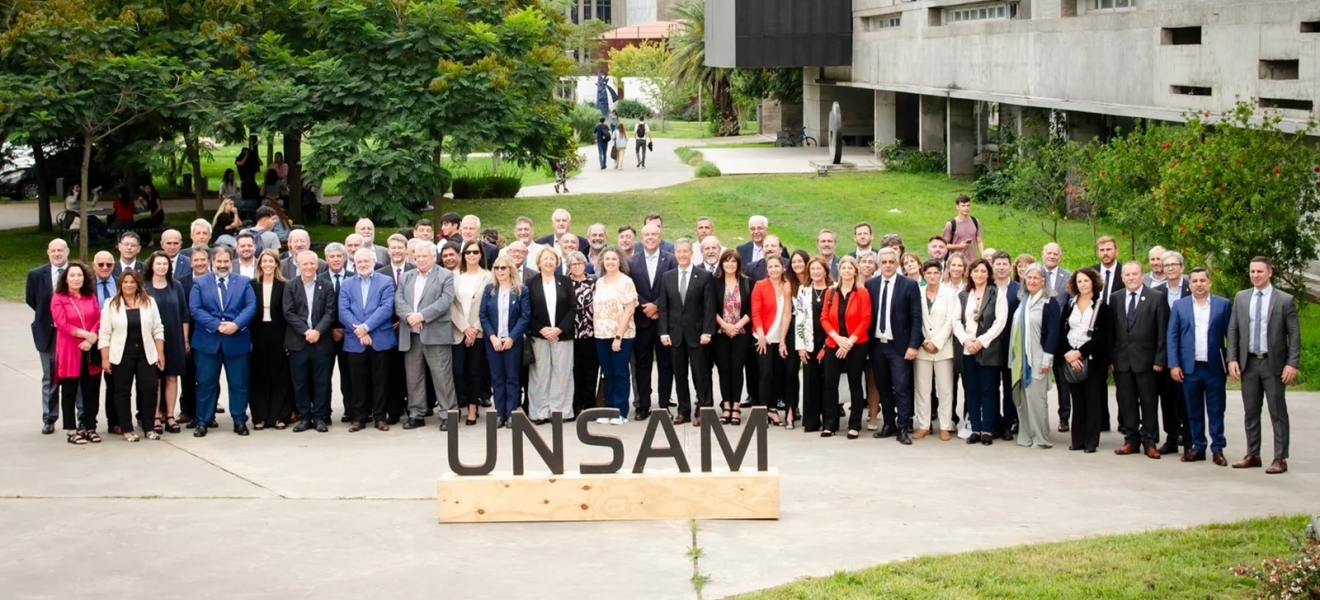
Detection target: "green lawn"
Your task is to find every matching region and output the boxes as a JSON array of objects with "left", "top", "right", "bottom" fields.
[
  {"left": 732, "top": 515, "right": 1309, "bottom": 600},
  {"left": 646, "top": 119, "right": 759, "bottom": 139}
]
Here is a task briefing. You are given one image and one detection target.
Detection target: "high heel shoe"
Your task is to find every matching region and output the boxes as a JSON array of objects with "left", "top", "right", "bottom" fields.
[
  {"left": 165, "top": 417, "right": 180, "bottom": 434},
  {"left": 719, "top": 402, "right": 732, "bottom": 425},
  {"left": 766, "top": 409, "right": 781, "bottom": 426},
  {"left": 730, "top": 407, "right": 741, "bottom": 426}
]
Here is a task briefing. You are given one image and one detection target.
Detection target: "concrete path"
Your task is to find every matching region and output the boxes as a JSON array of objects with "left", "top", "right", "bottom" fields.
[
  {"left": 0, "top": 300, "right": 1314, "bottom": 600},
  {"left": 518, "top": 136, "right": 706, "bottom": 198},
  {"left": 700, "top": 145, "right": 882, "bottom": 175}
]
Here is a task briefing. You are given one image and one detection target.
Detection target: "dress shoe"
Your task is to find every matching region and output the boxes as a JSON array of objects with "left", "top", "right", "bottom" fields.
[
  {"left": 1232, "top": 455, "right": 1262, "bottom": 469},
  {"left": 193, "top": 425, "right": 208, "bottom": 437},
  {"left": 1212, "top": 452, "right": 1227, "bottom": 466},
  {"left": 672, "top": 414, "right": 690, "bottom": 426},
  {"left": 1057, "top": 422, "right": 1070, "bottom": 433},
  {"left": 41, "top": 422, "right": 55, "bottom": 435},
  {"left": 386, "top": 416, "right": 401, "bottom": 426},
  {"left": 375, "top": 420, "right": 389, "bottom": 431},
  {"left": 314, "top": 420, "right": 328, "bottom": 433},
  {"left": 234, "top": 423, "right": 250, "bottom": 436},
  {"left": 1114, "top": 443, "right": 1139, "bottom": 456},
  {"left": 1144, "top": 446, "right": 1161, "bottom": 459},
  {"left": 402, "top": 418, "right": 424, "bottom": 430},
  {"left": 1157, "top": 441, "right": 1180, "bottom": 456},
  {"left": 348, "top": 422, "right": 365, "bottom": 432},
  {"left": 479, "top": 398, "right": 492, "bottom": 408},
  {"left": 340, "top": 415, "right": 353, "bottom": 423},
  {"left": 980, "top": 435, "right": 993, "bottom": 446},
  {"left": 740, "top": 399, "right": 753, "bottom": 408},
  {"left": 1083, "top": 447, "right": 1096, "bottom": 453},
  {"left": 292, "top": 421, "right": 311, "bottom": 433},
  {"left": 912, "top": 429, "right": 929, "bottom": 440},
  {"left": 634, "top": 410, "right": 650, "bottom": 421},
  {"left": 424, "top": 407, "right": 435, "bottom": 417},
  {"left": 206, "top": 420, "right": 218, "bottom": 428},
  {"left": 939, "top": 430, "right": 950, "bottom": 441},
  {"left": 216, "top": 406, "right": 226, "bottom": 414},
  {"left": 185, "top": 420, "right": 198, "bottom": 429},
  {"left": 966, "top": 433, "right": 981, "bottom": 445},
  {"left": 897, "top": 431, "right": 913, "bottom": 445},
  {"left": 109, "top": 425, "right": 122, "bottom": 435},
  {"left": 875, "top": 425, "right": 897, "bottom": 439},
  {"left": 1069, "top": 444, "right": 1084, "bottom": 451},
  {"left": 438, "top": 419, "right": 449, "bottom": 431},
  {"left": 1180, "top": 449, "right": 1206, "bottom": 462},
  {"left": 1001, "top": 429, "right": 1015, "bottom": 441},
  {"left": 1265, "top": 459, "right": 1288, "bottom": 475}
]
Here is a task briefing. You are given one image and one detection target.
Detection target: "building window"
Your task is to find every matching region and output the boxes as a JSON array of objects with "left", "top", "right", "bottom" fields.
[
  {"left": 1092, "top": 0, "right": 1134, "bottom": 10},
  {"left": 947, "top": 4, "right": 1014, "bottom": 24},
  {"left": 863, "top": 14, "right": 902, "bottom": 31}
]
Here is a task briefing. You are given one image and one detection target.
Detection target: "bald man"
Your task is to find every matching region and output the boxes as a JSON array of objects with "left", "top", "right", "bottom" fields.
[
  {"left": 281, "top": 229, "right": 327, "bottom": 279},
  {"left": 160, "top": 229, "right": 190, "bottom": 277},
  {"left": 27, "top": 239, "right": 74, "bottom": 434}
]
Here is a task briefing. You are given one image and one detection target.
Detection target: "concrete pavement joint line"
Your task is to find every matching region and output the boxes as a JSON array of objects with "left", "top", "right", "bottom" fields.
[
  {"left": 0, "top": 495, "right": 434, "bottom": 501},
  {"left": 161, "top": 438, "right": 290, "bottom": 499}
]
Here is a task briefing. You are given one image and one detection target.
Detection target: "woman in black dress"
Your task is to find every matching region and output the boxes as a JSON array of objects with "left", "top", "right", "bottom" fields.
[
  {"left": 794, "top": 256, "right": 833, "bottom": 432},
  {"left": 249, "top": 249, "right": 291, "bottom": 430},
  {"left": 144, "top": 252, "right": 188, "bottom": 434},
  {"left": 565, "top": 251, "right": 600, "bottom": 417}
]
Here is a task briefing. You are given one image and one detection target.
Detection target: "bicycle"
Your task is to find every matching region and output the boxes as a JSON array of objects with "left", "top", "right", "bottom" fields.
[{"left": 776, "top": 127, "right": 818, "bottom": 147}]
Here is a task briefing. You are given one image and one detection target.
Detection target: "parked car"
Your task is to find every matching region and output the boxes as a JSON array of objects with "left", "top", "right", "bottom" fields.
[{"left": 0, "top": 144, "right": 148, "bottom": 200}]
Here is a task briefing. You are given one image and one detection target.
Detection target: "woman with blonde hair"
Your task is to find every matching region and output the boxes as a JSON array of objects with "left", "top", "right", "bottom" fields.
[
  {"left": 249, "top": 248, "right": 290, "bottom": 429},
  {"left": 527, "top": 246, "right": 576, "bottom": 423},
  {"left": 98, "top": 270, "right": 165, "bottom": 441},
  {"left": 479, "top": 255, "right": 531, "bottom": 428},
  {"left": 944, "top": 254, "right": 968, "bottom": 293},
  {"left": 211, "top": 198, "right": 243, "bottom": 238}
]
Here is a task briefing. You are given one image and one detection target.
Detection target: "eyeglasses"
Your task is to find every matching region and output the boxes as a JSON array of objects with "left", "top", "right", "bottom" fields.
[
  {"left": 464, "top": 250, "right": 481, "bottom": 255},
  {"left": 493, "top": 266, "right": 509, "bottom": 271},
  {"left": 94, "top": 262, "right": 113, "bottom": 267}
]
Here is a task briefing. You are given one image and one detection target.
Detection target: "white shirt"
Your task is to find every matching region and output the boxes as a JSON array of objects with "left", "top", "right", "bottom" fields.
[
  {"left": 1193, "top": 296, "right": 1211, "bottom": 362},
  {"left": 1046, "top": 268, "right": 1060, "bottom": 292},
  {"left": 261, "top": 281, "right": 273, "bottom": 322},
  {"left": 119, "top": 260, "right": 138, "bottom": 273},
  {"left": 457, "top": 272, "right": 480, "bottom": 320},
  {"left": 766, "top": 290, "right": 784, "bottom": 342},
  {"left": 411, "top": 269, "right": 430, "bottom": 332},
  {"left": 1249, "top": 284, "right": 1273, "bottom": 352},
  {"left": 328, "top": 269, "right": 345, "bottom": 293},
  {"left": 238, "top": 259, "right": 256, "bottom": 279},
  {"left": 1125, "top": 289, "right": 1141, "bottom": 318},
  {"left": 644, "top": 250, "right": 659, "bottom": 283},
  {"left": 1066, "top": 302, "right": 1094, "bottom": 349},
  {"left": 1165, "top": 278, "right": 1184, "bottom": 306},
  {"left": 497, "top": 288, "right": 511, "bottom": 337},
  {"left": 873, "top": 275, "right": 897, "bottom": 342},
  {"left": 302, "top": 279, "right": 317, "bottom": 329},
  {"left": 751, "top": 244, "right": 764, "bottom": 263},
  {"left": 542, "top": 277, "right": 558, "bottom": 325},
  {"left": 1098, "top": 265, "right": 1116, "bottom": 302},
  {"left": 50, "top": 262, "right": 67, "bottom": 288}
]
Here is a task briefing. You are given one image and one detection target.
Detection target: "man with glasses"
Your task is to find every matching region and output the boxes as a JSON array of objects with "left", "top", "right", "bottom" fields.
[
  {"left": 90, "top": 252, "right": 124, "bottom": 433},
  {"left": 1152, "top": 250, "right": 1191, "bottom": 455},
  {"left": 113, "top": 232, "right": 144, "bottom": 276}
]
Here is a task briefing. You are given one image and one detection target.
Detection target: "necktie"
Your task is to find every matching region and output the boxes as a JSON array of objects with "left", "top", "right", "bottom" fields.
[
  {"left": 1126, "top": 291, "right": 1137, "bottom": 328},
  {"left": 679, "top": 270, "right": 688, "bottom": 303},
  {"left": 1048, "top": 270, "right": 1055, "bottom": 291},
  {"left": 217, "top": 277, "right": 227, "bottom": 311},
  {"left": 879, "top": 279, "right": 890, "bottom": 337},
  {"left": 1251, "top": 291, "right": 1263, "bottom": 353},
  {"left": 395, "top": 267, "right": 402, "bottom": 288},
  {"left": 333, "top": 273, "right": 341, "bottom": 294},
  {"left": 99, "top": 280, "right": 109, "bottom": 303}
]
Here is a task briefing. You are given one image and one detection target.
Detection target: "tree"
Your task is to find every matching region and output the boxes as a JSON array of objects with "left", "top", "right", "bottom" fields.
[
  {"left": 1003, "top": 134, "right": 1093, "bottom": 242},
  {"left": 667, "top": 0, "right": 737, "bottom": 136},
  {"left": 729, "top": 68, "right": 803, "bottom": 106},
  {"left": 608, "top": 40, "right": 688, "bottom": 130}
]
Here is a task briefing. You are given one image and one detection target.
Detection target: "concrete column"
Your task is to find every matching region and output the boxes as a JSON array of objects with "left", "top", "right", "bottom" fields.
[
  {"left": 947, "top": 98, "right": 976, "bottom": 179},
  {"left": 919, "top": 95, "right": 946, "bottom": 153},
  {"left": 1066, "top": 110, "right": 1104, "bottom": 143},
  {"left": 803, "top": 71, "right": 827, "bottom": 144},
  {"left": 874, "top": 91, "right": 897, "bottom": 155}
]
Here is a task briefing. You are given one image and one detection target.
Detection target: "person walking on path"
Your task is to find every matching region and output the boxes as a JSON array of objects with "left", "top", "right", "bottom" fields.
[
  {"left": 612, "top": 124, "right": 629, "bottom": 170},
  {"left": 634, "top": 117, "right": 649, "bottom": 168},
  {"left": 593, "top": 118, "right": 610, "bottom": 170}
]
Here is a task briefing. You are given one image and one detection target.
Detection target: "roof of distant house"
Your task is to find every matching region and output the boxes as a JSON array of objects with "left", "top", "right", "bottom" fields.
[{"left": 598, "top": 21, "right": 685, "bottom": 40}]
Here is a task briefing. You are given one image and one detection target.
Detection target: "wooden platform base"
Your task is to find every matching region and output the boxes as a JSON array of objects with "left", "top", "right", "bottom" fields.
[{"left": 437, "top": 469, "right": 780, "bottom": 523}]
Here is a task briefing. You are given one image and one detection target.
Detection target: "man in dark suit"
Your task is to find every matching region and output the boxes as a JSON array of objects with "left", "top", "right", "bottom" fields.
[
  {"left": 1110, "top": 261, "right": 1169, "bottom": 459},
  {"left": 1090, "top": 235, "right": 1121, "bottom": 304},
  {"left": 279, "top": 229, "right": 326, "bottom": 279},
  {"left": 26, "top": 238, "right": 71, "bottom": 434},
  {"left": 1040, "top": 241, "right": 1073, "bottom": 430},
  {"left": 284, "top": 250, "right": 338, "bottom": 433},
  {"left": 629, "top": 223, "right": 677, "bottom": 420},
  {"left": 991, "top": 251, "right": 1021, "bottom": 439},
  {"left": 1151, "top": 249, "right": 1191, "bottom": 455},
  {"left": 736, "top": 214, "right": 769, "bottom": 266},
  {"left": 743, "top": 234, "right": 783, "bottom": 284},
  {"left": 866, "top": 248, "right": 923, "bottom": 445},
  {"left": 188, "top": 245, "right": 258, "bottom": 437},
  {"left": 90, "top": 251, "right": 122, "bottom": 432},
  {"left": 318, "top": 243, "right": 353, "bottom": 423},
  {"left": 1167, "top": 267, "right": 1231, "bottom": 465},
  {"left": 658, "top": 238, "right": 717, "bottom": 426},
  {"left": 1227, "top": 256, "right": 1300, "bottom": 475},
  {"left": 176, "top": 245, "right": 210, "bottom": 425},
  {"left": 112, "top": 231, "right": 144, "bottom": 276},
  {"left": 160, "top": 229, "right": 191, "bottom": 279},
  {"left": 376, "top": 236, "right": 418, "bottom": 424}
]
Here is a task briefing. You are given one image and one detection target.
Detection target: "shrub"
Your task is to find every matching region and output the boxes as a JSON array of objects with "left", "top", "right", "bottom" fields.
[
  {"left": 1231, "top": 540, "right": 1320, "bottom": 599},
  {"left": 694, "top": 160, "right": 721, "bottom": 178},
  {"left": 971, "top": 168, "right": 1013, "bottom": 205},
  {"left": 675, "top": 146, "right": 703, "bottom": 166},
  {"left": 878, "top": 140, "right": 947, "bottom": 174},
  {"left": 451, "top": 166, "right": 523, "bottom": 199},
  {"left": 571, "top": 102, "right": 605, "bottom": 144},
  {"left": 615, "top": 98, "right": 652, "bottom": 119}
]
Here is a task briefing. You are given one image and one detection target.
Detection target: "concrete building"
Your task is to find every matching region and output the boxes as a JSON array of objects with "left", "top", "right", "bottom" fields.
[
  {"left": 564, "top": 0, "right": 682, "bottom": 25},
  {"left": 707, "top": 0, "right": 1320, "bottom": 177}
]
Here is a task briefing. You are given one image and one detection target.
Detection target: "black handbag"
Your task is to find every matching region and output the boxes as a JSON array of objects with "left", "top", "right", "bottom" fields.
[
  {"left": 1063, "top": 299, "right": 1100, "bottom": 383},
  {"left": 647, "top": 141, "right": 654, "bottom": 152},
  {"left": 521, "top": 337, "right": 535, "bottom": 365}
]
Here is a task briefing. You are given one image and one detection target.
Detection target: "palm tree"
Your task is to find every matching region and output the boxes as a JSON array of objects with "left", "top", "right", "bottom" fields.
[{"left": 666, "top": 0, "right": 738, "bottom": 136}]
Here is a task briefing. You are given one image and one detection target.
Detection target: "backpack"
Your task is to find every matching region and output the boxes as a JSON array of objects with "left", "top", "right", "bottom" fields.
[
  {"left": 240, "top": 227, "right": 266, "bottom": 254},
  {"left": 944, "top": 216, "right": 980, "bottom": 243},
  {"left": 636, "top": 122, "right": 647, "bottom": 138},
  {"left": 595, "top": 125, "right": 609, "bottom": 144}
]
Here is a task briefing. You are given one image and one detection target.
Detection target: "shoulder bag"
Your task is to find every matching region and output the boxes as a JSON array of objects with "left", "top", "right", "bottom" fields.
[{"left": 1062, "top": 299, "right": 1099, "bottom": 383}]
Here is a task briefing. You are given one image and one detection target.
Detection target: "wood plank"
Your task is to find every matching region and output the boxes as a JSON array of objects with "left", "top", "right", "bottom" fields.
[{"left": 437, "top": 469, "right": 780, "bottom": 523}]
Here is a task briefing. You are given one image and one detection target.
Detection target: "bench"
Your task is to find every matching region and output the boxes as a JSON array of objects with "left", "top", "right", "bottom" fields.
[{"left": 107, "top": 224, "right": 167, "bottom": 246}]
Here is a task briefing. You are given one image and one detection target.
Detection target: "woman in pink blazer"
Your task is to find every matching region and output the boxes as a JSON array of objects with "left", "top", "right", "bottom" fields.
[{"left": 51, "top": 262, "right": 104, "bottom": 444}]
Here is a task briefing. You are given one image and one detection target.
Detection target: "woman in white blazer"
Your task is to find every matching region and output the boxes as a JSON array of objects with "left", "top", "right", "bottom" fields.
[
  {"left": 98, "top": 271, "right": 165, "bottom": 442},
  {"left": 451, "top": 239, "right": 494, "bottom": 426},
  {"left": 915, "top": 260, "right": 957, "bottom": 441}
]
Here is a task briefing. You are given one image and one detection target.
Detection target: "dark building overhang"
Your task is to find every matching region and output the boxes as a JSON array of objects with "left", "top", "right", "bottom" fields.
[{"left": 705, "top": 0, "right": 853, "bottom": 68}]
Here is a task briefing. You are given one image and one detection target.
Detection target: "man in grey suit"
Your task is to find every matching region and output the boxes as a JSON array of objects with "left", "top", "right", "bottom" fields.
[
  {"left": 280, "top": 230, "right": 326, "bottom": 279},
  {"left": 395, "top": 241, "right": 457, "bottom": 430},
  {"left": 1226, "top": 256, "right": 1300, "bottom": 475},
  {"left": 1041, "top": 241, "right": 1073, "bottom": 429},
  {"left": 1151, "top": 249, "right": 1191, "bottom": 455}
]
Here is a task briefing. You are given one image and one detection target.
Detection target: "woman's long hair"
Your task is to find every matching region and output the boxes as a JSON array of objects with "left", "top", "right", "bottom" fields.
[
  {"left": 55, "top": 262, "right": 94, "bottom": 297},
  {"left": 258, "top": 248, "right": 287, "bottom": 283},
  {"left": 147, "top": 251, "right": 174, "bottom": 284},
  {"left": 489, "top": 255, "right": 522, "bottom": 295},
  {"left": 110, "top": 270, "right": 153, "bottom": 312},
  {"left": 222, "top": 168, "right": 236, "bottom": 185}
]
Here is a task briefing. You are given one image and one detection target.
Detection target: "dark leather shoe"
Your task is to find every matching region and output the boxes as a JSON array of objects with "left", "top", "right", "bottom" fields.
[
  {"left": 348, "top": 422, "right": 365, "bottom": 432},
  {"left": 634, "top": 410, "right": 650, "bottom": 421},
  {"left": 402, "top": 418, "right": 424, "bottom": 430},
  {"left": 1212, "top": 452, "right": 1227, "bottom": 466},
  {"left": 41, "top": 422, "right": 55, "bottom": 435},
  {"left": 292, "top": 421, "right": 311, "bottom": 433},
  {"left": 216, "top": 406, "right": 226, "bottom": 414},
  {"left": 1144, "top": 446, "right": 1161, "bottom": 459},
  {"left": 1068, "top": 444, "right": 1084, "bottom": 451},
  {"left": 1157, "top": 441, "right": 1179, "bottom": 456},
  {"left": 424, "top": 407, "right": 435, "bottom": 417},
  {"left": 897, "top": 431, "right": 913, "bottom": 445},
  {"left": 1057, "top": 423, "right": 1070, "bottom": 433},
  {"left": 314, "top": 420, "right": 328, "bottom": 433},
  {"left": 234, "top": 423, "right": 249, "bottom": 436},
  {"left": 672, "top": 414, "right": 690, "bottom": 426},
  {"left": 185, "top": 420, "right": 198, "bottom": 429},
  {"left": 193, "top": 425, "right": 208, "bottom": 437},
  {"left": 876, "top": 425, "right": 897, "bottom": 439},
  {"left": 386, "top": 416, "right": 401, "bottom": 425},
  {"left": 1265, "top": 459, "right": 1288, "bottom": 474},
  {"left": 340, "top": 415, "right": 352, "bottom": 423},
  {"left": 438, "top": 419, "right": 449, "bottom": 431},
  {"left": 1114, "top": 443, "right": 1139, "bottom": 456},
  {"left": 479, "top": 398, "right": 492, "bottom": 407},
  {"left": 375, "top": 420, "right": 389, "bottom": 431},
  {"left": 1001, "top": 430, "right": 1015, "bottom": 441},
  {"left": 206, "top": 420, "right": 219, "bottom": 428},
  {"left": 1083, "top": 447, "right": 1097, "bottom": 453},
  {"left": 1180, "top": 449, "right": 1206, "bottom": 462},
  {"left": 1232, "top": 455, "right": 1262, "bottom": 469},
  {"left": 966, "top": 433, "right": 981, "bottom": 445}
]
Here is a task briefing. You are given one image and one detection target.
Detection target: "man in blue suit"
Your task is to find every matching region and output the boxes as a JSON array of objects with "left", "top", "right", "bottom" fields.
[
  {"left": 1168, "top": 267, "right": 1232, "bottom": 466},
  {"left": 339, "top": 248, "right": 398, "bottom": 432},
  {"left": 628, "top": 223, "right": 677, "bottom": 420},
  {"left": 866, "top": 247, "right": 923, "bottom": 445},
  {"left": 189, "top": 245, "right": 257, "bottom": 437}
]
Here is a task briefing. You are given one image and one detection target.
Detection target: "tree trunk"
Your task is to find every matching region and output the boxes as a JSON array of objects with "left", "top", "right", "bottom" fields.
[
  {"left": 186, "top": 124, "right": 205, "bottom": 218},
  {"left": 166, "top": 152, "right": 179, "bottom": 191},
  {"left": 33, "top": 143, "right": 52, "bottom": 232},
  {"left": 432, "top": 141, "right": 444, "bottom": 222},
  {"left": 266, "top": 132, "right": 275, "bottom": 167},
  {"left": 79, "top": 131, "right": 92, "bottom": 261},
  {"left": 712, "top": 75, "right": 739, "bottom": 137},
  {"left": 284, "top": 128, "right": 303, "bottom": 223}
]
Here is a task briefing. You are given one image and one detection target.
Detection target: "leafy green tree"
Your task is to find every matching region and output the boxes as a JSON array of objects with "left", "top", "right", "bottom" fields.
[
  {"left": 666, "top": 0, "right": 737, "bottom": 136},
  {"left": 729, "top": 68, "right": 802, "bottom": 106},
  {"left": 1003, "top": 134, "right": 1092, "bottom": 242}
]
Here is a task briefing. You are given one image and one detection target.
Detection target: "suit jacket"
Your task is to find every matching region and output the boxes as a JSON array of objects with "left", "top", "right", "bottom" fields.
[
  {"left": 736, "top": 241, "right": 761, "bottom": 266},
  {"left": 917, "top": 285, "right": 958, "bottom": 361},
  {"left": 1045, "top": 266, "right": 1072, "bottom": 299},
  {"left": 251, "top": 278, "right": 287, "bottom": 337},
  {"left": 394, "top": 267, "right": 455, "bottom": 349},
  {"left": 627, "top": 250, "right": 677, "bottom": 329},
  {"left": 526, "top": 273, "right": 576, "bottom": 339},
  {"left": 710, "top": 275, "right": 753, "bottom": 333},
  {"left": 1089, "top": 262, "right": 1121, "bottom": 304},
  {"left": 865, "top": 274, "right": 923, "bottom": 350},
  {"left": 451, "top": 269, "right": 493, "bottom": 344},
  {"left": 317, "top": 269, "right": 352, "bottom": 330},
  {"left": 338, "top": 271, "right": 397, "bottom": 353},
  {"left": 1109, "top": 285, "right": 1169, "bottom": 373},
  {"left": 25, "top": 264, "right": 58, "bottom": 352},
  {"left": 536, "top": 233, "right": 589, "bottom": 253},
  {"left": 478, "top": 284, "right": 531, "bottom": 340},
  {"left": 112, "top": 260, "right": 143, "bottom": 278},
  {"left": 658, "top": 266, "right": 716, "bottom": 346},
  {"left": 1226, "top": 286, "right": 1301, "bottom": 375},
  {"left": 364, "top": 243, "right": 390, "bottom": 267},
  {"left": 376, "top": 262, "right": 417, "bottom": 287},
  {"left": 171, "top": 253, "right": 192, "bottom": 281},
  {"left": 280, "top": 255, "right": 328, "bottom": 281},
  {"left": 283, "top": 275, "right": 339, "bottom": 354},
  {"left": 745, "top": 258, "right": 767, "bottom": 283},
  {"left": 995, "top": 280, "right": 1022, "bottom": 355},
  {"left": 1167, "top": 294, "right": 1230, "bottom": 376},
  {"left": 188, "top": 272, "right": 257, "bottom": 356}
]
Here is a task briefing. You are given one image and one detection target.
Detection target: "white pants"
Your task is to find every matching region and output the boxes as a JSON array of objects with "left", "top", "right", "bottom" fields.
[
  {"left": 528, "top": 338, "right": 575, "bottom": 419},
  {"left": 914, "top": 359, "right": 955, "bottom": 432}
]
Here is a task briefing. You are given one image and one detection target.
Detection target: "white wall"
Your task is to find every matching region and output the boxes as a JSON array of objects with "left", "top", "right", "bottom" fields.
[{"left": 566, "top": 76, "right": 664, "bottom": 112}]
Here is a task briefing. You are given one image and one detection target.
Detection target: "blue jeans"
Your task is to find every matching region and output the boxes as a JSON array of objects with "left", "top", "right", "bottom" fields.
[
  {"left": 195, "top": 349, "right": 250, "bottom": 425},
  {"left": 1182, "top": 365, "right": 1227, "bottom": 453},
  {"left": 486, "top": 338, "right": 522, "bottom": 418},
  {"left": 596, "top": 338, "right": 635, "bottom": 419},
  {"left": 596, "top": 141, "right": 609, "bottom": 168},
  {"left": 961, "top": 356, "right": 999, "bottom": 434}
]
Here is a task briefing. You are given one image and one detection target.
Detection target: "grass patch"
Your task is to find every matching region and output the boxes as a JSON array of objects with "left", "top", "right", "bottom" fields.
[
  {"left": 646, "top": 120, "right": 758, "bottom": 139},
  {"left": 733, "top": 515, "right": 1311, "bottom": 600},
  {"left": 694, "top": 161, "right": 721, "bottom": 178},
  {"left": 700, "top": 141, "right": 775, "bottom": 149},
  {"left": 675, "top": 146, "right": 705, "bottom": 167}
]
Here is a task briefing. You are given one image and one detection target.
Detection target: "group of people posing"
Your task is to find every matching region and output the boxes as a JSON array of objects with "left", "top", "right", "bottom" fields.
[{"left": 25, "top": 196, "right": 1299, "bottom": 475}]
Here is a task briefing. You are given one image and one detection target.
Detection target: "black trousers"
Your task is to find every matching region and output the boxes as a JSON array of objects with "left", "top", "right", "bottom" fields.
[
  {"left": 250, "top": 320, "right": 291, "bottom": 427},
  {"left": 1115, "top": 370, "right": 1160, "bottom": 447},
  {"left": 632, "top": 324, "right": 674, "bottom": 412},
  {"left": 329, "top": 342, "right": 350, "bottom": 420},
  {"left": 1052, "top": 362, "right": 1072, "bottom": 423},
  {"left": 672, "top": 341, "right": 712, "bottom": 417},
  {"left": 1068, "top": 370, "right": 1108, "bottom": 451},
  {"left": 870, "top": 341, "right": 914, "bottom": 431},
  {"left": 999, "top": 366, "right": 1018, "bottom": 433},
  {"left": 800, "top": 347, "right": 827, "bottom": 431},
  {"left": 289, "top": 349, "right": 332, "bottom": 422},
  {"left": 453, "top": 341, "right": 488, "bottom": 408},
  {"left": 178, "top": 350, "right": 197, "bottom": 419},
  {"left": 743, "top": 336, "right": 759, "bottom": 403},
  {"left": 572, "top": 338, "right": 600, "bottom": 414},
  {"left": 347, "top": 348, "right": 389, "bottom": 423},
  {"left": 102, "top": 370, "right": 119, "bottom": 430},
  {"left": 756, "top": 344, "right": 788, "bottom": 415},
  {"left": 712, "top": 333, "right": 749, "bottom": 407},
  {"left": 61, "top": 365, "right": 100, "bottom": 431},
  {"left": 385, "top": 349, "right": 407, "bottom": 421},
  {"left": 1156, "top": 369, "right": 1189, "bottom": 446},
  {"left": 824, "top": 346, "right": 867, "bottom": 432},
  {"left": 113, "top": 347, "right": 158, "bottom": 431}
]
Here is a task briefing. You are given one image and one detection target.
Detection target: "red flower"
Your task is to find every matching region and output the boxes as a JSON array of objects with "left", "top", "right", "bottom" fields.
[
  {"left": 1100, "top": 169, "right": 1107, "bottom": 176},
  {"left": 1203, "top": 111, "right": 1211, "bottom": 117},
  {"left": 1195, "top": 222, "right": 1203, "bottom": 229},
  {"left": 1314, "top": 166, "right": 1320, "bottom": 172},
  {"left": 1236, "top": 157, "right": 1243, "bottom": 164},
  {"left": 1273, "top": 167, "right": 1281, "bottom": 174},
  {"left": 1219, "top": 183, "right": 1226, "bottom": 189},
  {"left": 1160, "top": 142, "right": 1171, "bottom": 150},
  {"left": 1179, "top": 224, "right": 1187, "bottom": 232}
]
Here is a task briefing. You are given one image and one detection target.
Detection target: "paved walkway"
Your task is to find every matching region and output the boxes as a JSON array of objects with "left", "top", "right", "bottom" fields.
[
  {"left": 0, "top": 300, "right": 1313, "bottom": 600},
  {"left": 518, "top": 136, "right": 707, "bottom": 198}
]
